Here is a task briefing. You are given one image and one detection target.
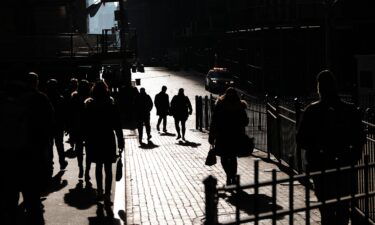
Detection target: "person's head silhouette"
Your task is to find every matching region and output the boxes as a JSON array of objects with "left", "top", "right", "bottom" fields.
[
  {"left": 178, "top": 88, "right": 184, "bottom": 96},
  {"left": 46, "top": 78, "right": 58, "bottom": 94},
  {"left": 92, "top": 80, "right": 109, "bottom": 100},
  {"left": 140, "top": 87, "right": 146, "bottom": 95},
  {"left": 222, "top": 87, "right": 240, "bottom": 102},
  {"left": 161, "top": 86, "right": 167, "bottom": 93},
  {"left": 317, "top": 70, "right": 338, "bottom": 100}
]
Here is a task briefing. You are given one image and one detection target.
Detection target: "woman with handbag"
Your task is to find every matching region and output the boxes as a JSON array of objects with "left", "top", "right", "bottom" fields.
[
  {"left": 84, "top": 80, "right": 124, "bottom": 203},
  {"left": 209, "top": 87, "right": 249, "bottom": 185}
]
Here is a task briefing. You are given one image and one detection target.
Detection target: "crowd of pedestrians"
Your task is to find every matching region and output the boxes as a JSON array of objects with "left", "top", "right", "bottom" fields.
[{"left": 0, "top": 67, "right": 194, "bottom": 225}]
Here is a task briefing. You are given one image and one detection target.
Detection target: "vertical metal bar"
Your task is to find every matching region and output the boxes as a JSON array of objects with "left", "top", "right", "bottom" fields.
[
  {"left": 272, "top": 169, "right": 277, "bottom": 225},
  {"left": 275, "top": 96, "right": 282, "bottom": 161},
  {"left": 364, "top": 155, "right": 369, "bottom": 222},
  {"left": 199, "top": 96, "right": 203, "bottom": 131},
  {"left": 305, "top": 164, "right": 311, "bottom": 225},
  {"left": 204, "top": 176, "right": 218, "bottom": 225},
  {"left": 205, "top": 96, "right": 209, "bottom": 130},
  {"left": 254, "top": 160, "right": 259, "bottom": 225},
  {"left": 350, "top": 159, "right": 356, "bottom": 223},
  {"left": 195, "top": 95, "right": 199, "bottom": 130},
  {"left": 289, "top": 155, "right": 294, "bottom": 225},
  {"left": 235, "top": 175, "right": 240, "bottom": 224},
  {"left": 335, "top": 159, "right": 341, "bottom": 206}
]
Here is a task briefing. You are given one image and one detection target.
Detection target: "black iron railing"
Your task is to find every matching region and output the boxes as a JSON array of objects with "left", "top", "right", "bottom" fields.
[{"left": 204, "top": 157, "right": 375, "bottom": 225}]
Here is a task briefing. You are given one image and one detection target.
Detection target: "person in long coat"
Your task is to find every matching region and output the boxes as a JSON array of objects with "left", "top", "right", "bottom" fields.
[
  {"left": 135, "top": 87, "right": 153, "bottom": 145},
  {"left": 84, "top": 80, "right": 124, "bottom": 202},
  {"left": 70, "top": 79, "right": 91, "bottom": 181},
  {"left": 170, "top": 88, "right": 192, "bottom": 140},
  {"left": 209, "top": 87, "right": 249, "bottom": 185},
  {"left": 154, "top": 85, "right": 170, "bottom": 132}
]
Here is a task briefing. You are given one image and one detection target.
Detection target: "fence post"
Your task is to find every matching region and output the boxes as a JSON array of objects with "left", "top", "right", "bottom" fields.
[
  {"left": 275, "top": 96, "right": 282, "bottom": 162},
  {"left": 272, "top": 169, "right": 277, "bottom": 225},
  {"left": 204, "top": 96, "right": 209, "bottom": 130},
  {"left": 265, "top": 94, "right": 271, "bottom": 159},
  {"left": 305, "top": 164, "right": 311, "bottom": 225},
  {"left": 204, "top": 176, "right": 218, "bottom": 225},
  {"left": 294, "top": 98, "right": 302, "bottom": 172},
  {"left": 364, "top": 155, "right": 369, "bottom": 222},
  {"left": 254, "top": 160, "right": 259, "bottom": 225},
  {"left": 199, "top": 96, "right": 203, "bottom": 131},
  {"left": 195, "top": 96, "right": 199, "bottom": 130},
  {"left": 288, "top": 155, "right": 294, "bottom": 225}
]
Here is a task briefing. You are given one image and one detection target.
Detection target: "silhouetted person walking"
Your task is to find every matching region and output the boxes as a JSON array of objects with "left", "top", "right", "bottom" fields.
[
  {"left": 154, "top": 85, "right": 170, "bottom": 133},
  {"left": 297, "top": 70, "right": 365, "bottom": 225},
  {"left": 209, "top": 87, "right": 249, "bottom": 185},
  {"left": 64, "top": 78, "right": 78, "bottom": 148},
  {"left": 135, "top": 87, "right": 153, "bottom": 145},
  {"left": 70, "top": 79, "right": 91, "bottom": 181},
  {"left": 0, "top": 69, "right": 54, "bottom": 225},
  {"left": 45, "top": 79, "right": 68, "bottom": 170},
  {"left": 170, "top": 88, "right": 192, "bottom": 140},
  {"left": 83, "top": 80, "right": 124, "bottom": 203}
]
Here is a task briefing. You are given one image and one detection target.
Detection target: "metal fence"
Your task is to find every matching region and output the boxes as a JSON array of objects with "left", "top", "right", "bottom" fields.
[
  {"left": 204, "top": 157, "right": 375, "bottom": 225},
  {"left": 195, "top": 94, "right": 268, "bottom": 152},
  {"left": 199, "top": 93, "right": 375, "bottom": 223}
]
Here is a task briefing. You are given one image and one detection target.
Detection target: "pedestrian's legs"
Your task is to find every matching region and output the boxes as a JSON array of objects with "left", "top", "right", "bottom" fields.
[
  {"left": 137, "top": 121, "right": 144, "bottom": 144},
  {"left": 145, "top": 118, "right": 151, "bottom": 141},
  {"left": 220, "top": 157, "right": 237, "bottom": 185},
  {"left": 104, "top": 162, "right": 113, "bottom": 201},
  {"left": 55, "top": 130, "right": 67, "bottom": 169},
  {"left": 22, "top": 188, "right": 45, "bottom": 225},
  {"left": 174, "top": 118, "right": 181, "bottom": 139},
  {"left": 85, "top": 156, "right": 91, "bottom": 182},
  {"left": 95, "top": 163, "right": 103, "bottom": 196},
  {"left": 75, "top": 140, "right": 84, "bottom": 178},
  {"left": 157, "top": 116, "right": 162, "bottom": 131},
  {"left": 313, "top": 176, "right": 337, "bottom": 225},
  {"left": 162, "top": 115, "right": 167, "bottom": 132},
  {"left": 181, "top": 119, "right": 186, "bottom": 140}
]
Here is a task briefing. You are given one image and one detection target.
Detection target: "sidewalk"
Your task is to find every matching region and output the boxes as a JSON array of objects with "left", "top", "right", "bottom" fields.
[{"left": 125, "top": 69, "right": 321, "bottom": 225}]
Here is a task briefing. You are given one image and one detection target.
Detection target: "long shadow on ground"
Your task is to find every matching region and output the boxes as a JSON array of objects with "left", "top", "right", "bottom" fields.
[
  {"left": 88, "top": 203, "right": 121, "bottom": 225},
  {"left": 64, "top": 180, "right": 97, "bottom": 210},
  {"left": 219, "top": 190, "right": 284, "bottom": 219}
]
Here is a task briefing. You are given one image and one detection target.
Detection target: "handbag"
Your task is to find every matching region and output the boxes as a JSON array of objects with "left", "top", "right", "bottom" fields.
[
  {"left": 116, "top": 150, "right": 123, "bottom": 181},
  {"left": 205, "top": 146, "right": 217, "bottom": 166},
  {"left": 237, "top": 134, "right": 255, "bottom": 157}
]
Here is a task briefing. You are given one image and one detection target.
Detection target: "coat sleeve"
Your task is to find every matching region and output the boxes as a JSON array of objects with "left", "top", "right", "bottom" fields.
[
  {"left": 113, "top": 102, "right": 125, "bottom": 149},
  {"left": 187, "top": 97, "right": 192, "bottom": 114}
]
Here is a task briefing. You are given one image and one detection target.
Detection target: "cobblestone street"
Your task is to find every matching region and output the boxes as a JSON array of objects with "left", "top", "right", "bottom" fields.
[{"left": 125, "top": 68, "right": 321, "bottom": 225}]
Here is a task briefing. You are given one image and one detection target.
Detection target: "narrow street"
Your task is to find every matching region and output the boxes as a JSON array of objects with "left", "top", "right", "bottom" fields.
[{"left": 40, "top": 68, "right": 320, "bottom": 225}]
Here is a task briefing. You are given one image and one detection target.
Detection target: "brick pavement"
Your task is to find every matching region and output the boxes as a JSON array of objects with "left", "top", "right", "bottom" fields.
[{"left": 125, "top": 68, "right": 322, "bottom": 225}]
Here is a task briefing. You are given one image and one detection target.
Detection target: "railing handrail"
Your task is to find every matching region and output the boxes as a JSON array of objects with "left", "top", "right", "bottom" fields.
[{"left": 217, "top": 162, "right": 375, "bottom": 191}]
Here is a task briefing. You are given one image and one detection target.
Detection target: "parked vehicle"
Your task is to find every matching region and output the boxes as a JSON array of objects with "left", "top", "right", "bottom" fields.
[{"left": 205, "top": 68, "right": 235, "bottom": 94}]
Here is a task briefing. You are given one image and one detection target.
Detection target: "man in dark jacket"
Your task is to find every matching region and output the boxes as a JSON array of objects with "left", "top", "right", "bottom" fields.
[
  {"left": 154, "top": 85, "right": 170, "bottom": 133},
  {"left": 297, "top": 70, "right": 365, "bottom": 225},
  {"left": 0, "top": 70, "right": 54, "bottom": 225},
  {"left": 170, "top": 88, "right": 192, "bottom": 140},
  {"left": 136, "top": 88, "right": 153, "bottom": 145},
  {"left": 45, "top": 79, "right": 68, "bottom": 170}
]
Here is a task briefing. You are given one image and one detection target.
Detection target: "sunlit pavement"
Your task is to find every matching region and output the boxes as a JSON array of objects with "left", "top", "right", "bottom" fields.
[
  {"left": 41, "top": 68, "right": 321, "bottom": 225},
  {"left": 125, "top": 68, "right": 321, "bottom": 225}
]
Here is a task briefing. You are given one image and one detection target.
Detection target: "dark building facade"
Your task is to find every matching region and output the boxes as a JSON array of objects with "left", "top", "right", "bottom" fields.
[{"left": 141, "top": 0, "right": 375, "bottom": 97}]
